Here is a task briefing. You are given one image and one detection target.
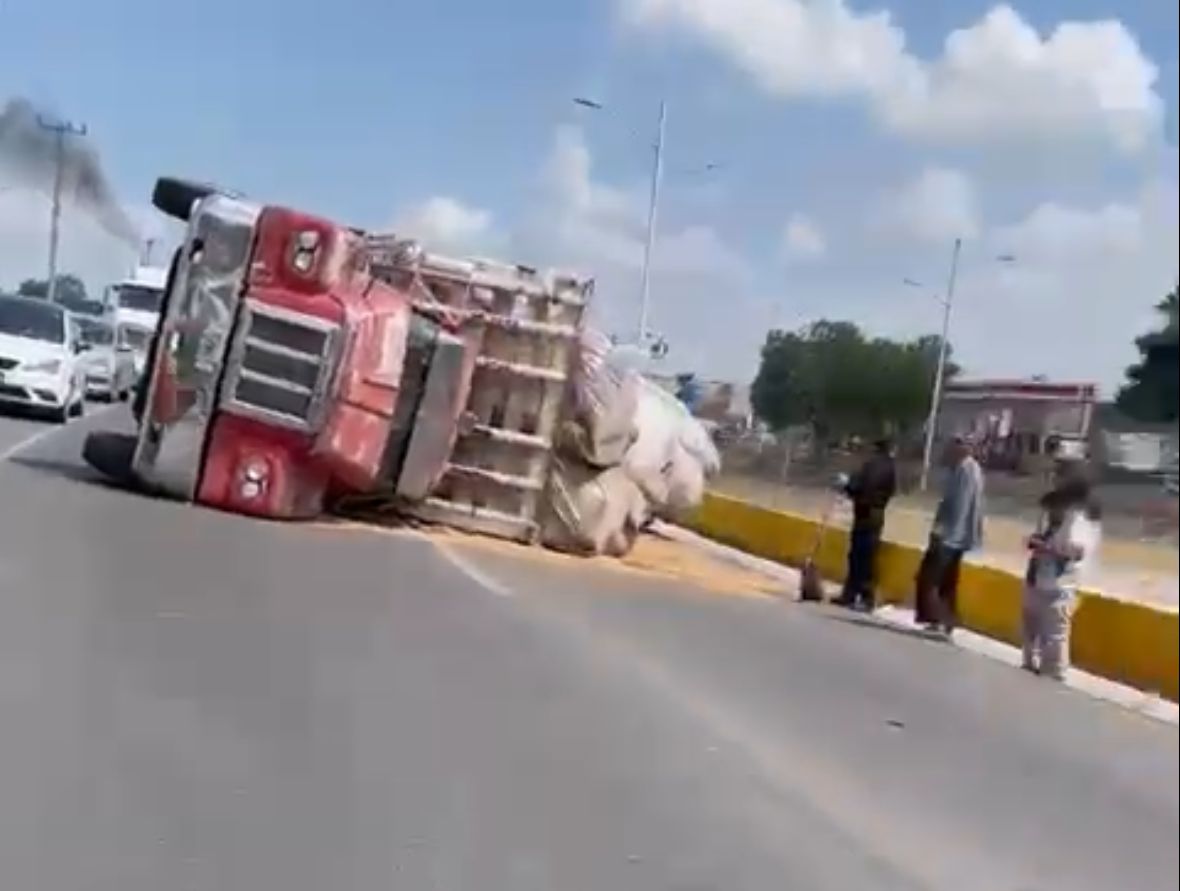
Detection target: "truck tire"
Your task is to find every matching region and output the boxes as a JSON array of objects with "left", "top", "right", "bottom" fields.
[
  {"left": 152, "top": 177, "right": 217, "bottom": 222},
  {"left": 82, "top": 431, "right": 139, "bottom": 488}
]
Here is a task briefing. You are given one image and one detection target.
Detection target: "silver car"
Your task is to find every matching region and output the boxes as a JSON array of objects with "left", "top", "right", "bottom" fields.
[{"left": 78, "top": 317, "right": 136, "bottom": 401}]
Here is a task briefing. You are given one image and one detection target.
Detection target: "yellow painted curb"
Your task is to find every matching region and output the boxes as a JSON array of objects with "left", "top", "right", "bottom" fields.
[{"left": 690, "top": 492, "right": 1179, "bottom": 703}]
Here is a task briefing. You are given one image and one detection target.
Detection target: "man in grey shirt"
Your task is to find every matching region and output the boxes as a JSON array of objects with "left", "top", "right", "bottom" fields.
[{"left": 915, "top": 435, "right": 985, "bottom": 636}]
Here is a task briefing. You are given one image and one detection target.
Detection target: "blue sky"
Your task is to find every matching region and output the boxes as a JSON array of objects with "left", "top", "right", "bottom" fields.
[{"left": 2, "top": 0, "right": 1177, "bottom": 392}]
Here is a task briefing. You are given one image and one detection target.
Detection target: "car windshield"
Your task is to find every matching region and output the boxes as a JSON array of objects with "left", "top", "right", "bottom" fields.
[
  {"left": 57, "top": 295, "right": 108, "bottom": 317},
  {"left": 0, "top": 296, "right": 65, "bottom": 344},
  {"left": 117, "top": 285, "right": 163, "bottom": 313},
  {"left": 78, "top": 318, "right": 114, "bottom": 346}
]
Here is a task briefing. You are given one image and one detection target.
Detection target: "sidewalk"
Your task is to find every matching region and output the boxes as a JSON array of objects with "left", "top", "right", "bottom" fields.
[{"left": 654, "top": 522, "right": 1179, "bottom": 727}]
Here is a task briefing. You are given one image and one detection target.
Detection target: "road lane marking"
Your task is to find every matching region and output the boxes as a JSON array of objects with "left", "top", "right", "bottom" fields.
[
  {"left": 0, "top": 405, "right": 120, "bottom": 463},
  {"left": 0, "top": 422, "right": 65, "bottom": 462},
  {"left": 434, "top": 540, "right": 515, "bottom": 597}
]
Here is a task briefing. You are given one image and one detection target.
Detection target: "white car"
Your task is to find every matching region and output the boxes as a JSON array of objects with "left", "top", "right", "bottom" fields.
[
  {"left": 77, "top": 317, "right": 136, "bottom": 401},
  {"left": 0, "top": 295, "right": 88, "bottom": 422}
]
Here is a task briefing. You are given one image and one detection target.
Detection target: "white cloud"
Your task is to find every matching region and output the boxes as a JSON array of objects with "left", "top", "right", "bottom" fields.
[
  {"left": 877, "top": 167, "right": 980, "bottom": 243},
  {"left": 531, "top": 125, "right": 649, "bottom": 272},
  {"left": 528, "top": 125, "right": 749, "bottom": 280},
  {"left": 778, "top": 171, "right": 1178, "bottom": 391},
  {"left": 621, "top": 0, "right": 1164, "bottom": 152},
  {"left": 392, "top": 195, "right": 495, "bottom": 253},
  {"left": 543, "top": 125, "right": 639, "bottom": 225},
  {"left": 989, "top": 199, "right": 1143, "bottom": 260},
  {"left": 780, "top": 213, "right": 827, "bottom": 260},
  {"left": 948, "top": 179, "right": 1178, "bottom": 390},
  {"left": 658, "top": 224, "right": 751, "bottom": 278},
  {"left": 623, "top": 0, "right": 915, "bottom": 98},
  {"left": 881, "top": 6, "right": 1162, "bottom": 151},
  {"left": 512, "top": 126, "right": 757, "bottom": 368}
]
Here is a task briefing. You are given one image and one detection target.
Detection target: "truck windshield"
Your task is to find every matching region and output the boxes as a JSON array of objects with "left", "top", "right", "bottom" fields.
[
  {"left": 118, "top": 286, "right": 163, "bottom": 313},
  {"left": 119, "top": 326, "right": 151, "bottom": 351},
  {"left": 78, "top": 318, "right": 115, "bottom": 346},
  {"left": 0, "top": 296, "right": 65, "bottom": 344}
]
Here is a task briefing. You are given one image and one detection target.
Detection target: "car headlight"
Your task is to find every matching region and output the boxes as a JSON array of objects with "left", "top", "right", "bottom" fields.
[{"left": 24, "top": 359, "right": 62, "bottom": 374}]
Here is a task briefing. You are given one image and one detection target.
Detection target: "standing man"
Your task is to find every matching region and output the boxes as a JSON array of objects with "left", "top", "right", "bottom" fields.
[
  {"left": 915, "top": 435, "right": 985, "bottom": 637},
  {"left": 837, "top": 438, "right": 897, "bottom": 611}
]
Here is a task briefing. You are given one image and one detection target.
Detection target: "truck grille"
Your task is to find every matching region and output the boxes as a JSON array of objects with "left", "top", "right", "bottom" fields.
[{"left": 221, "top": 300, "right": 339, "bottom": 431}]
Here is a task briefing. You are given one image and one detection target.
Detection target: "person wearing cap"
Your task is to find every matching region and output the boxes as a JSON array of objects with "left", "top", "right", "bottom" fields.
[
  {"left": 835, "top": 437, "right": 897, "bottom": 611},
  {"left": 915, "top": 434, "right": 985, "bottom": 636},
  {"left": 1021, "top": 473, "right": 1102, "bottom": 680}
]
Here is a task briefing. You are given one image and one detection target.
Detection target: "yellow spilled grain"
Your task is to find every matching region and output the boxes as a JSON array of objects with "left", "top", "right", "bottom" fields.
[{"left": 433, "top": 528, "right": 786, "bottom": 600}]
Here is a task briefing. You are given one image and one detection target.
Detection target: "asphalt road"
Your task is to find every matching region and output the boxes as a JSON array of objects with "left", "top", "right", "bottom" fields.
[{"left": 1, "top": 409, "right": 1177, "bottom": 891}]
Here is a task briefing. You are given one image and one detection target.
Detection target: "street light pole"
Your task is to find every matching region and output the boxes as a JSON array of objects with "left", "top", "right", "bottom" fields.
[
  {"left": 918, "top": 237, "right": 962, "bottom": 492},
  {"left": 637, "top": 100, "right": 666, "bottom": 345}
]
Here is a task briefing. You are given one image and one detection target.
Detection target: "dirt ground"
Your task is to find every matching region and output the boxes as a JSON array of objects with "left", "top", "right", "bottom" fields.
[{"left": 714, "top": 474, "right": 1180, "bottom": 608}]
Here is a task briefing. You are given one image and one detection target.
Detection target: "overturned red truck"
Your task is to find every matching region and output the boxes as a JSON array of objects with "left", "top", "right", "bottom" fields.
[{"left": 84, "top": 177, "right": 592, "bottom": 543}]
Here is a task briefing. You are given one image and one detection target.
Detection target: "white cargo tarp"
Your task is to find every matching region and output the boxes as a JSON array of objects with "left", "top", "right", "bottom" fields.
[{"left": 542, "top": 331, "right": 720, "bottom": 555}]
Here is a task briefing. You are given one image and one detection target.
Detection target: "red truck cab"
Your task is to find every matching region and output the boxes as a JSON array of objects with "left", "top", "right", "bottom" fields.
[{"left": 86, "top": 177, "right": 591, "bottom": 541}]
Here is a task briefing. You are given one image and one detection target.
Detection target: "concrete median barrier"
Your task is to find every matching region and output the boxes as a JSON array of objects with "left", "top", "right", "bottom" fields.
[{"left": 691, "top": 492, "right": 1179, "bottom": 703}]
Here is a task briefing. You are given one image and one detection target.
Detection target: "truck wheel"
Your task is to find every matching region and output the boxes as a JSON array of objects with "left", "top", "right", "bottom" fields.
[
  {"left": 152, "top": 177, "right": 217, "bottom": 222},
  {"left": 82, "top": 431, "right": 139, "bottom": 487}
]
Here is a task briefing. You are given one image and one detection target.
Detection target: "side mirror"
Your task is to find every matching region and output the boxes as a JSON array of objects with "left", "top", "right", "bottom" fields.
[
  {"left": 117, "top": 343, "right": 134, "bottom": 353},
  {"left": 74, "top": 341, "right": 90, "bottom": 354}
]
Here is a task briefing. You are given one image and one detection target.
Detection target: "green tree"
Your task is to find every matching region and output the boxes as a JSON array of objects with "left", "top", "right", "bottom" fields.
[
  {"left": 16, "top": 275, "right": 92, "bottom": 310},
  {"left": 17, "top": 278, "right": 48, "bottom": 298},
  {"left": 751, "top": 319, "right": 957, "bottom": 438},
  {"left": 1116, "top": 288, "right": 1179, "bottom": 423}
]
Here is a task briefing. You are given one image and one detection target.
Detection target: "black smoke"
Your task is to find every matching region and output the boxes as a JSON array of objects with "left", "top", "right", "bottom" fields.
[{"left": 0, "top": 96, "right": 139, "bottom": 244}]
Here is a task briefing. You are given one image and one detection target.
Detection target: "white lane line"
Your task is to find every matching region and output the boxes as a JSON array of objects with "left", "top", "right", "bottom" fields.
[
  {"left": 0, "top": 423, "right": 66, "bottom": 462},
  {"left": 0, "top": 405, "right": 120, "bottom": 463},
  {"left": 434, "top": 540, "right": 515, "bottom": 597}
]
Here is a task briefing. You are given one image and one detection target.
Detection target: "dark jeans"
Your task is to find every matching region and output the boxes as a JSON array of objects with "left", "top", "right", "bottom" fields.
[
  {"left": 842, "top": 524, "right": 881, "bottom": 607},
  {"left": 915, "top": 538, "right": 964, "bottom": 630}
]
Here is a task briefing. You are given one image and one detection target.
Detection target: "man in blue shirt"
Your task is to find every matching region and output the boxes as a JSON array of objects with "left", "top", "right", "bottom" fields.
[{"left": 915, "top": 435, "right": 985, "bottom": 636}]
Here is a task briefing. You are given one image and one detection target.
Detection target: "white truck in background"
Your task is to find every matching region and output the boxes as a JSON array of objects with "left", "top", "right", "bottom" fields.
[{"left": 107, "top": 265, "right": 168, "bottom": 378}]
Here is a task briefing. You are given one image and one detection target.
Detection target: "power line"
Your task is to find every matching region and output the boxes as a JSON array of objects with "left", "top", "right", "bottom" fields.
[{"left": 36, "top": 116, "right": 88, "bottom": 303}]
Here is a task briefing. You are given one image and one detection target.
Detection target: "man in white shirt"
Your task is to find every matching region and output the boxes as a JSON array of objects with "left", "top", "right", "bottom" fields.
[{"left": 1022, "top": 475, "right": 1102, "bottom": 680}]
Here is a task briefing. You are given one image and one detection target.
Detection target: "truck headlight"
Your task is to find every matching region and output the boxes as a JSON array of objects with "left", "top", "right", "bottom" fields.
[
  {"left": 239, "top": 457, "right": 270, "bottom": 500},
  {"left": 24, "top": 358, "right": 62, "bottom": 374},
  {"left": 289, "top": 230, "right": 321, "bottom": 276}
]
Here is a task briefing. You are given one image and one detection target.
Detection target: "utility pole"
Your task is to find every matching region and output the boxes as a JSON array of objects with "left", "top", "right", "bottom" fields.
[
  {"left": 918, "top": 237, "right": 962, "bottom": 492},
  {"left": 637, "top": 100, "right": 666, "bottom": 346},
  {"left": 37, "top": 116, "right": 88, "bottom": 304}
]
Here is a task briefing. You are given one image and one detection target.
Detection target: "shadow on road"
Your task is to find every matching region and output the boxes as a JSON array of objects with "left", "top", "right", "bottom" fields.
[
  {"left": 7, "top": 454, "right": 127, "bottom": 491},
  {"left": 820, "top": 607, "right": 951, "bottom": 644}
]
